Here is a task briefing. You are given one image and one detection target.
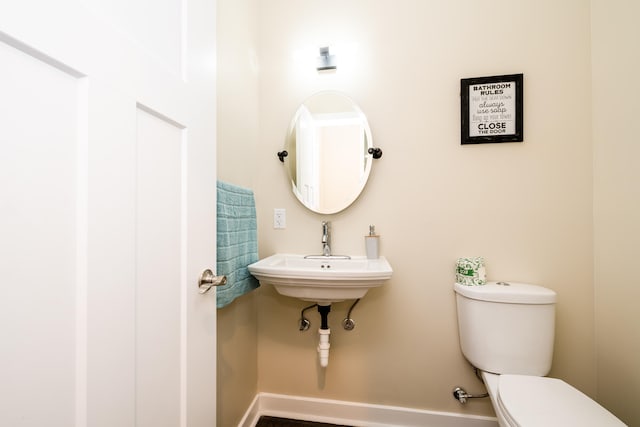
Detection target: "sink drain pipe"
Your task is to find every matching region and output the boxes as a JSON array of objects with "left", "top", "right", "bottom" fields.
[{"left": 317, "top": 304, "right": 331, "bottom": 367}]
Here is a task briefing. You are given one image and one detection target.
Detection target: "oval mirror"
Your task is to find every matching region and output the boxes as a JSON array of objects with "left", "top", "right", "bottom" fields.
[{"left": 283, "top": 91, "right": 374, "bottom": 214}]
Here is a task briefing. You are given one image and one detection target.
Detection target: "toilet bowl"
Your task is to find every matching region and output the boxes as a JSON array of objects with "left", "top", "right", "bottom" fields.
[
  {"left": 481, "top": 371, "right": 625, "bottom": 427},
  {"left": 454, "top": 281, "right": 626, "bottom": 426}
]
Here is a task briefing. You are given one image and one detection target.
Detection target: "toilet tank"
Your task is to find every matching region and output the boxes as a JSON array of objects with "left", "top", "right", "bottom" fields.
[{"left": 454, "top": 281, "right": 557, "bottom": 376}]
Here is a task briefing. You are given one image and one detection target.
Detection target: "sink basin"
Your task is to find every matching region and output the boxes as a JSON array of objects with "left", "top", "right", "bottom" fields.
[{"left": 248, "top": 253, "right": 393, "bottom": 304}]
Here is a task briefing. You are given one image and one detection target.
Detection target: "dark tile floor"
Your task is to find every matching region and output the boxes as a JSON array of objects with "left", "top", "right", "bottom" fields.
[{"left": 255, "top": 415, "right": 353, "bottom": 427}]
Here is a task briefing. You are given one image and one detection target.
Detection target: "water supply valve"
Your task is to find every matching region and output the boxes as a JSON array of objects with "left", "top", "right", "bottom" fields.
[{"left": 452, "top": 386, "right": 488, "bottom": 404}]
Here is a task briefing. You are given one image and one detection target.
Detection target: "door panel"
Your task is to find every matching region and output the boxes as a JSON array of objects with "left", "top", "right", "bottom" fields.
[
  {"left": 135, "top": 107, "right": 184, "bottom": 427},
  {"left": 0, "top": 38, "right": 81, "bottom": 427}
]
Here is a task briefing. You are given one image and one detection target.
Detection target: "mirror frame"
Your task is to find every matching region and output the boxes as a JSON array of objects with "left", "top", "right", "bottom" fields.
[{"left": 283, "top": 91, "right": 374, "bottom": 214}]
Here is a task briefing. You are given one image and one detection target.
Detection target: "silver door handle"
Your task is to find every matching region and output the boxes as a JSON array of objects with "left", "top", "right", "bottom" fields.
[{"left": 198, "top": 269, "right": 227, "bottom": 294}]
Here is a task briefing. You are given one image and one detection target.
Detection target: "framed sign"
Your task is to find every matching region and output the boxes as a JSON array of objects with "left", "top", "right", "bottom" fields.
[{"left": 461, "top": 73, "right": 523, "bottom": 144}]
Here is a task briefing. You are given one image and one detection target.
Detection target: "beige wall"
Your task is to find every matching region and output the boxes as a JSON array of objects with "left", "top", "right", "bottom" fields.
[
  {"left": 254, "top": 0, "right": 594, "bottom": 418},
  {"left": 216, "top": 0, "right": 260, "bottom": 425},
  {"left": 592, "top": 1, "right": 640, "bottom": 425},
  {"left": 217, "top": 1, "right": 640, "bottom": 425}
]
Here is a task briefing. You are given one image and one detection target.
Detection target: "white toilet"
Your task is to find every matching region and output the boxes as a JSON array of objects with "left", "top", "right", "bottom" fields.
[{"left": 454, "top": 281, "right": 626, "bottom": 427}]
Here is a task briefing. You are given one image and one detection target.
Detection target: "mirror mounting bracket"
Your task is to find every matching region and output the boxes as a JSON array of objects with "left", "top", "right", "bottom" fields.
[
  {"left": 368, "top": 147, "right": 383, "bottom": 159},
  {"left": 277, "top": 148, "right": 382, "bottom": 163}
]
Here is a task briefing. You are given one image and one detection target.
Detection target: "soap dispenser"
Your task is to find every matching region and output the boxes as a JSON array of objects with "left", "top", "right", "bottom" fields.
[{"left": 365, "top": 225, "right": 379, "bottom": 259}]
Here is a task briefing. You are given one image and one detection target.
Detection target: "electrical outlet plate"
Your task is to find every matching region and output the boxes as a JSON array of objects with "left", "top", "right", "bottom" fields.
[{"left": 274, "top": 208, "right": 286, "bottom": 229}]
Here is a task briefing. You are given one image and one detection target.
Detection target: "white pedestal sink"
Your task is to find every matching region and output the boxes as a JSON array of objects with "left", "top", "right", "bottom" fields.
[{"left": 247, "top": 253, "right": 393, "bottom": 304}]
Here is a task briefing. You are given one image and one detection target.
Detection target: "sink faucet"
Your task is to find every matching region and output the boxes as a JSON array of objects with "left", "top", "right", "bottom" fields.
[
  {"left": 321, "top": 221, "right": 331, "bottom": 256},
  {"left": 303, "top": 221, "right": 349, "bottom": 260}
]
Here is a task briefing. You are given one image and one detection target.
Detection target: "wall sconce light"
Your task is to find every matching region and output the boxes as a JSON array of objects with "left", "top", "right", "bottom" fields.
[{"left": 316, "top": 46, "right": 337, "bottom": 71}]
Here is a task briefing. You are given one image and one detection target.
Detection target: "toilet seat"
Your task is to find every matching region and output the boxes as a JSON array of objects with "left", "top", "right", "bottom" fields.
[{"left": 496, "top": 375, "right": 625, "bottom": 426}]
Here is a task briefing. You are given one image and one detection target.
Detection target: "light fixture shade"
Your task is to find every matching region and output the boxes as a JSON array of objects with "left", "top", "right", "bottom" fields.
[{"left": 317, "top": 46, "right": 337, "bottom": 71}]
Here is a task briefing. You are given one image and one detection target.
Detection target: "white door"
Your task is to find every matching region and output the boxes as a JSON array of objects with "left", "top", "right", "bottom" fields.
[{"left": 0, "top": 0, "right": 218, "bottom": 425}]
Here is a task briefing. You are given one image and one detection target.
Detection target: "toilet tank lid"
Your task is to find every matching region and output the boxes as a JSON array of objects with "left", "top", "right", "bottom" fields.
[{"left": 454, "top": 281, "right": 556, "bottom": 304}]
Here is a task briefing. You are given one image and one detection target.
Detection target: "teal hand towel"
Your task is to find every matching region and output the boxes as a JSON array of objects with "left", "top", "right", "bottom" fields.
[{"left": 216, "top": 181, "right": 259, "bottom": 308}]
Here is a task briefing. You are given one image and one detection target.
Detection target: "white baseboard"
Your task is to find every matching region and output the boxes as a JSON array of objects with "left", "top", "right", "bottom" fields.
[{"left": 238, "top": 392, "right": 498, "bottom": 427}]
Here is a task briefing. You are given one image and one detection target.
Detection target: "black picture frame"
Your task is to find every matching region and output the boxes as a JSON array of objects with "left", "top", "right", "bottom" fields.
[{"left": 460, "top": 73, "right": 523, "bottom": 144}]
